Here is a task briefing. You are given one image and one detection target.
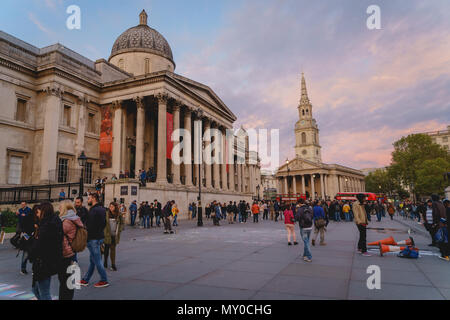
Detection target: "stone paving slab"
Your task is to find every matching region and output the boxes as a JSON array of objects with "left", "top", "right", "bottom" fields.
[{"left": 0, "top": 215, "right": 448, "bottom": 300}]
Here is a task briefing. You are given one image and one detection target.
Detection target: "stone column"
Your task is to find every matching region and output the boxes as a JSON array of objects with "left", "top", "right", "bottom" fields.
[
  {"left": 320, "top": 174, "right": 325, "bottom": 199},
  {"left": 212, "top": 124, "right": 221, "bottom": 189},
  {"left": 112, "top": 101, "right": 124, "bottom": 176},
  {"left": 40, "top": 86, "right": 62, "bottom": 182},
  {"left": 239, "top": 164, "right": 244, "bottom": 192},
  {"left": 228, "top": 159, "right": 235, "bottom": 191},
  {"left": 293, "top": 175, "right": 297, "bottom": 195},
  {"left": 221, "top": 128, "right": 228, "bottom": 190},
  {"left": 302, "top": 175, "right": 306, "bottom": 194},
  {"left": 135, "top": 97, "right": 145, "bottom": 175},
  {"left": 75, "top": 96, "right": 88, "bottom": 159},
  {"left": 172, "top": 103, "right": 181, "bottom": 185},
  {"left": 183, "top": 108, "right": 193, "bottom": 186},
  {"left": 204, "top": 119, "right": 212, "bottom": 189},
  {"left": 311, "top": 175, "right": 315, "bottom": 199},
  {"left": 156, "top": 93, "right": 168, "bottom": 184},
  {"left": 284, "top": 177, "right": 288, "bottom": 194}
]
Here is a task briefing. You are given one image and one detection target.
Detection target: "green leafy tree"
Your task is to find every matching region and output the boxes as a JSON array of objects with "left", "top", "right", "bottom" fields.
[
  {"left": 390, "top": 134, "right": 450, "bottom": 198},
  {"left": 365, "top": 168, "right": 408, "bottom": 198},
  {"left": 415, "top": 158, "right": 450, "bottom": 196}
]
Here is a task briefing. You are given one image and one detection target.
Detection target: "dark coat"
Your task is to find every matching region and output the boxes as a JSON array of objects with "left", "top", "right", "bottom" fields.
[
  {"left": 76, "top": 206, "right": 89, "bottom": 226},
  {"left": 86, "top": 204, "right": 106, "bottom": 241},
  {"left": 29, "top": 214, "right": 63, "bottom": 281}
]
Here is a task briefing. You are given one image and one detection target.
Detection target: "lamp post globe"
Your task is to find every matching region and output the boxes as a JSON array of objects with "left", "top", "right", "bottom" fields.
[{"left": 77, "top": 151, "right": 87, "bottom": 197}]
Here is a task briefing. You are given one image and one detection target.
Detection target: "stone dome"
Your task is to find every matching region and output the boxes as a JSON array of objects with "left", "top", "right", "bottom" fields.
[{"left": 109, "top": 10, "right": 174, "bottom": 64}]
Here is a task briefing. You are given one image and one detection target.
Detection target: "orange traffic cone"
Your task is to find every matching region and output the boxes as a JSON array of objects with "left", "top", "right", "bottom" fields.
[
  {"left": 379, "top": 243, "right": 406, "bottom": 256},
  {"left": 368, "top": 236, "right": 396, "bottom": 246},
  {"left": 396, "top": 237, "right": 415, "bottom": 247}
]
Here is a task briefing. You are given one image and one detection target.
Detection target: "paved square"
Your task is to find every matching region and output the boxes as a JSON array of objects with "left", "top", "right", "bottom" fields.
[{"left": 0, "top": 216, "right": 449, "bottom": 300}]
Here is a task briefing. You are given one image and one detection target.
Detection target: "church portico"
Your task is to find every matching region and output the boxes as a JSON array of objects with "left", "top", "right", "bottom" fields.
[{"left": 276, "top": 73, "right": 365, "bottom": 200}]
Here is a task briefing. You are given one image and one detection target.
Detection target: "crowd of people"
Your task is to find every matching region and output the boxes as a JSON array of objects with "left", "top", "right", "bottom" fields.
[
  {"left": 11, "top": 194, "right": 182, "bottom": 300},
  {"left": 8, "top": 191, "right": 449, "bottom": 300}
]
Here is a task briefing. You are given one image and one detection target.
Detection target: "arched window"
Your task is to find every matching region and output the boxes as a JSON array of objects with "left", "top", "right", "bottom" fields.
[
  {"left": 302, "top": 109, "right": 305, "bottom": 116},
  {"left": 301, "top": 132, "right": 306, "bottom": 144},
  {"left": 306, "top": 108, "right": 309, "bottom": 114}
]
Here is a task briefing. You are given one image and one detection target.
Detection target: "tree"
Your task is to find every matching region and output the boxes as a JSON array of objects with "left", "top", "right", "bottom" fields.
[
  {"left": 390, "top": 134, "right": 450, "bottom": 198},
  {"left": 415, "top": 158, "right": 450, "bottom": 197},
  {"left": 365, "top": 168, "right": 408, "bottom": 198}
]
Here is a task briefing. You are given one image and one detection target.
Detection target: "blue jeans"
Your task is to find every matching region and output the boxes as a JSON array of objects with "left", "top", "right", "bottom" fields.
[
  {"left": 21, "top": 251, "right": 28, "bottom": 271},
  {"left": 83, "top": 239, "right": 108, "bottom": 283},
  {"left": 32, "top": 277, "right": 52, "bottom": 300},
  {"left": 143, "top": 215, "right": 150, "bottom": 228},
  {"left": 192, "top": 210, "right": 197, "bottom": 219},
  {"left": 130, "top": 212, "right": 137, "bottom": 226},
  {"left": 239, "top": 212, "right": 243, "bottom": 223},
  {"left": 300, "top": 228, "right": 312, "bottom": 259},
  {"left": 344, "top": 212, "right": 350, "bottom": 222},
  {"left": 173, "top": 215, "right": 178, "bottom": 226},
  {"left": 156, "top": 215, "right": 161, "bottom": 226},
  {"left": 376, "top": 211, "right": 382, "bottom": 222},
  {"left": 335, "top": 211, "right": 341, "bottom": 221},
  {"left": 367, "top": 212, "right": 372, "bottom": 221}
]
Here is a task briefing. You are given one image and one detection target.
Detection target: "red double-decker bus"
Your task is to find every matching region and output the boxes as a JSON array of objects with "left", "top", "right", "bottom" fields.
[
  {"left": 276, "top": 194, "right": 307, "bottom": 203},
  {"left": 335, "top": 192, "right": 377, "bottom": 202}
]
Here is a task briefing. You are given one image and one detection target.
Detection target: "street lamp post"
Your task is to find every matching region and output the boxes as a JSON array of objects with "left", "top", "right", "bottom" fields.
[
  {"left": 77, "top": 151, "right": 87, "bottom": 198},
  {"left": 256, "top": 185, "right": 260, "bottom": 202}
]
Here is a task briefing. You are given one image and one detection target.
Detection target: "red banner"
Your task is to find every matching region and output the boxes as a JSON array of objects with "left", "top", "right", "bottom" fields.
[
  {"left": 166, "top": 112, "right": 173, "bottom": 159},
  {"left": 100, "top": 106, "right": 113, "bottom": 169}
]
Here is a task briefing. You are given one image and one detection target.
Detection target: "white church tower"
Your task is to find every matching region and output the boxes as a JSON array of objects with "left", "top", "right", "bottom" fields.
[{"left": 294, "top": 73, "right": 322, "bottom": 163}]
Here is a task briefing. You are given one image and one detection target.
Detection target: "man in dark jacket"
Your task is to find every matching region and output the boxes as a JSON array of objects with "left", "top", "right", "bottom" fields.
[
  {"left": 154, "top": 200, "right": 162, "bottom": 227},
  {"left": 74, "top": 197, "right": 88, "bottom": 226},
  {"left": 162, "top": 201, "right": 174, "bottom": 234},
  {"left": 431, "top": 194, "right": 448, "bottom": 260},
  {"left": 295, "top": 199, "right": 313, "bottom": 262},
  {"left": 80, "top": 193, "right": 109, "bottom": 288}
]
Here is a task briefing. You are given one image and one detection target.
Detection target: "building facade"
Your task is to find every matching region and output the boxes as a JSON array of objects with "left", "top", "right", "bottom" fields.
[
  {"left": 0, "top": 10, "right": 260, "bottom": 209},
  {"left": 425, "top": 125, "right": 450, "bottom": 152},
  {"left": 276, "top": 74, "right": 365, "bottom": 200}
]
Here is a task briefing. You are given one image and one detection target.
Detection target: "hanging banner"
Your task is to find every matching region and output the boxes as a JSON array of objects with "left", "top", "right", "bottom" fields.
[
  {"left": 166, "top": 112, "right": 173, "bottom": 159},
  {"left": 100, "top": 106, "right": 113, "bottom": 169},
  {"left": 225, "top": 138, "right": 229, "bottom": 173}
]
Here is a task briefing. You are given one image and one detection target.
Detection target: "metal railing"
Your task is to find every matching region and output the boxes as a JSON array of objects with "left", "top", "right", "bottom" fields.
[
  {"left": 0, "top": 182, "right": 83, "bottom": 205},
  {"left": 48, "top": 169, "right": 115, "bottom": 184}
]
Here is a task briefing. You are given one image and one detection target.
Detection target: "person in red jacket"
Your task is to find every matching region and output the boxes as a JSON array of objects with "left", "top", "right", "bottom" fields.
[
  {"left": 251, "top": 202, "right": 260, "bottom": 223},
  {"left": 284, "top": 206, "right": 298, "bottom": 246}
]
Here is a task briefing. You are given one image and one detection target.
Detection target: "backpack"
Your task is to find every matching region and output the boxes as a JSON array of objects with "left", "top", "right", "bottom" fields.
[
  {"left": 296, "top": 206, "right": 313, "bottom": 228},
  {"left": 65, "top": 221, "right": 88, "bottom": 253},
  {"left": 398, "top": 247, "right": 419, "bottom": 259}
]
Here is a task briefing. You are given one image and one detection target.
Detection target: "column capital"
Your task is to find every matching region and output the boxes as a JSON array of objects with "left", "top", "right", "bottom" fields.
[
  {"left": 156, "top": 92, "right": 169, "bottom": 104},
  {"left": 44, "top": 85, "right": 64, "bottom": 98},
  {"left": 111, "top": 100, "right": 123, "bottom": 111},
  {"left": 76, "top": 94, "right": 90, "bottom": 106},
  {"left": 134, "top": 96, "right": 144, "bottom": 110},
  {"left": 172, "top": 100, "right": 182, "bottom": 112}
]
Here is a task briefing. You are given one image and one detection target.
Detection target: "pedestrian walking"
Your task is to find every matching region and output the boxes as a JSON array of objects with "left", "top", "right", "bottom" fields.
[
  {"left": 29, "top": 202, "right": 63, "bottom": 300},
  {"left": 103, "top": 202, "right": 124, "bottom": 271},
  {"left": 80, "top": 193, "right": 109, "bottom": 288},
  {"left": 312, "top": 200, "right": 327, "bottom": 246},
  {"left": 284, "top": 206, "right": 298, "bottom": 246},
  {"left": 295, "top": 199, "right": 313, "bottom": 262},
  {"left": 354, "top": 194, "right": 371, "bottom": 257},
  {"left": 58, "top": 200, "right": 83, "bottom": 300},
  {"left": 129, "top": 200, "right": 137, "bottom": 227},
  {"left": 172, "top": 204, "right": 179, "bottom": 227},
  {"left": 162, "top": 201, "right": 175, "bottom": 234},
  {"left": 252, "top": 202, "right": 260, "bottom": 223}
]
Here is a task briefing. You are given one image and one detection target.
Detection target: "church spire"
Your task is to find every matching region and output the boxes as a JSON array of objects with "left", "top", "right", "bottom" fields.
[
  {"left": 139, "top": 9, "right": 148, "bottom": 25},
  {"left": 300, "top": 73, "right": 310, "bottom": 106}
]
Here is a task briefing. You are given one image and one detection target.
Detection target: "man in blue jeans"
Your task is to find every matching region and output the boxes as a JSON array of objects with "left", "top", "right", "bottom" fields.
[
  {"left": 80, "top": 193, "right": 109, "bottom": 288},
  {"left": 295, "top": 198, "right": 313, "bottom": 262},
  {"left": 129, "top": 200, "right": 137, "bottom": 226}
]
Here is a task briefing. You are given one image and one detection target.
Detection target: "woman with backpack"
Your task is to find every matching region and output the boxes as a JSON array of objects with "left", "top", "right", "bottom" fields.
[
  {"left": 29, "top": 202, "right": 63, "bottom": 300},
  {"left": 58, "top": 200, "right": 84, "bottom": 300},
  {"left": 103, "top": 202, "right": 124, "bottom": 271}
]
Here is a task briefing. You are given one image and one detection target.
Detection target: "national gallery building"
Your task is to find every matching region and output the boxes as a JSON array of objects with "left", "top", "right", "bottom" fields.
[{"left": 0, "top": 10, "right": 261, "bottom": 209}]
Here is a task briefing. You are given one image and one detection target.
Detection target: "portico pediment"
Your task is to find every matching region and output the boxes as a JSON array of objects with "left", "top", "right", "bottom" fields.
[
  {"left": 276, "top": 157, "right": 323, "bottom": 175},
  {"left": 169, "top": 73, "right": 237, "bottom": 123}
]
